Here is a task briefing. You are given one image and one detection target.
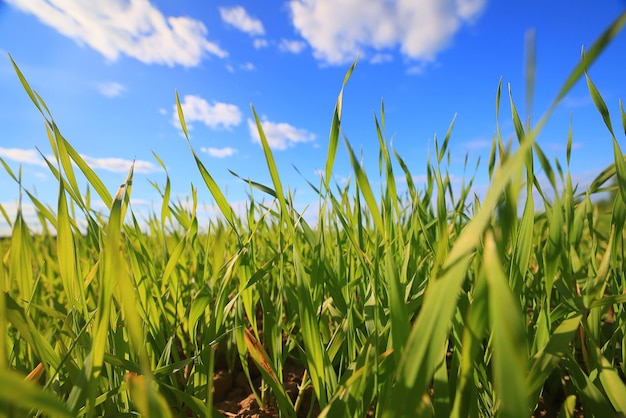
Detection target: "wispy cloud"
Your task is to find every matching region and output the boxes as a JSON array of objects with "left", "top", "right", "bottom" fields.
[
  {"left": 248, "top": 118, "right": 315, "bottom": 150},
  {"left": 219, "top": 6, "right": 264, "bottom": 36},
  {"left": 173, "top": 95, "right": 242, "bottom": 130},
  {"left": 253, "top": 38, "right": 268, "bottom": 49},
  {"left": 97, "top": 81, "right": 125, "bottom": 98},
  {"left": 240, "top": 62, "right": 256, "bottom": 71},
  {"left": 0, "top": 147, "right": 158, "bottom": 173},
  {"left": 201, "top": 147, "right": 238, "bottom": 158},
  {"left": 0, "top": 147, "right": 47, "bottom": 167},
  {"left": 80, "top": 156, "right": 158, "bottom": 174},
  {"left": 289, "top": 0, "right": 486, "bottom": 65},
  {"left": 278, "top": 39, "right": 307, "bottom": 54},
  {"left": 7, "top": 0, "right": 227, "bottom": 66},
  {"left": 370, "top": 53, "right": 393, "bottom": 64}
]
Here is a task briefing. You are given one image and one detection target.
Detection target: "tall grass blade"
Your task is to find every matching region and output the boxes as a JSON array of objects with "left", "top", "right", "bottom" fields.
[
  {"left": 326, "top": 58, "right": 357, "bottom": 190},
  {"left": 0, "top": 369, "right": 73, "bottom": 417}
]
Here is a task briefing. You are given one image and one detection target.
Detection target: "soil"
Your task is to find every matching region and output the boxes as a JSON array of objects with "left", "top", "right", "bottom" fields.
[
  {"left": 211, "top": 357, "right": 582, "bottom": 418},
  {"left": 212, "top": 354, "right": 320, "bottom": 418}
]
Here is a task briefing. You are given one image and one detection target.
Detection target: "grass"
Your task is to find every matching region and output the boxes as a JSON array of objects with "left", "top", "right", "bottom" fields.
[{"left": 2, "top": 11, "right": 626, "bottom": 417}]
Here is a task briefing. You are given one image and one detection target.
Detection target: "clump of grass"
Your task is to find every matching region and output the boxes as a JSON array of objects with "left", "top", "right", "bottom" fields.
[{"left": 1, "top": 11, "right": 626, "bottom": 418}]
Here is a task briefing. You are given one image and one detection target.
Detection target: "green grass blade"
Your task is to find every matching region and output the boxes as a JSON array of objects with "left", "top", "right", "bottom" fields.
[
  {"left": 325, "top": 58, "right": 357, "bottom": 190},
  {"left": 0, "top": 369, "right": 73, "bottom": 417},
  {"left": 551, "top": 11, "right": 626, "bottom": 107},
  {"left": 483, "top": 232, "right": 528, "bottom": 418},
  {"left": 250, "top": 105, "right": 290, "bottom": 223},
  {"left": 343, "top": 137, "right": 384, "bottom": 235}
]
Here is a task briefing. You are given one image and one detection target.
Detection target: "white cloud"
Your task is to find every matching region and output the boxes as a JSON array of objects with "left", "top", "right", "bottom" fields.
[
  {"left": 0, "top": 147, "right": 47, "bottom": 167},
  {"left": 7, "top": 0, "right": 227, "bottom": 66},
  {"left": 288, "top": 0, "right": 487, "bottom": 65},
  {"left": 174, "top": 95, "right": 242, "bottom": 130},
  {"left": 240, "top": 62, "right": 256, "bottom": 71},
  {"left": 80, "top": 156, "right": 158, "bottom": 173},
  {"left": 278, "top": 39, "right": 307, "bottom": 54},
  {"left": 219, "top": 6, "right": 264, "bottom": 36},
  {"left": 97, "top": 81, "right": 125, "bottom": 98},
  {"left": 370, "top": 53, "right": 393, "bottom": 64},
  {"left": 201, "top": 147, "right": 238, "bottom": 158},
  {"left": 247, "top": 118, "right": 315, "bottom": 150},
  {"left": 253, "top": 38, "right": 268, "bottom": 49},
  {"left": 0, "top": 146, "right": 158, "bottom": 173}
]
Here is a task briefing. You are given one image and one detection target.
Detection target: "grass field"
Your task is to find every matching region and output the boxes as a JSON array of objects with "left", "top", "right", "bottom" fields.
[{"left": 2, "top": 12, "right": 626, "bottom": 418}]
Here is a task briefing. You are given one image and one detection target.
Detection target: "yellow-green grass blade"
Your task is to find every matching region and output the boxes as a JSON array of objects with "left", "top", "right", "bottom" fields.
[
  {"left": 152, "top": 151, "right": 171, "bottom": 229},
  {"left": 88, "top": 168, "right": 131, "bottom": 413},
  {"left": 343, "top": 137, "right": 384, "bottom": 235},
  {"left": 382, "top": 54, "right": 580, "bottom": 414},
  {"left": 526, "top": 314, "right": 582, "bottom": 405},
  {"left": 160, "top": 382, "right": 225, "bottom": 417},
  {"left": 175, "top": 92, "right": 238, "bottom": 236},
  {"left": 50, "top": 123, "right": 84, "bottom": 209},
  {"left": 551, "top": 11, "right": 626, "bottom": 108},
  {"left": 125, "top": 373, "right": 174, "bottom": 418},
  {"left": 450, "top": 272, "right": 488, "bottom": 418},
  {"left": 293, "top": 240, "right": 337, "bottom": 407},
  {"left": 562, "top": 353, "right": 614, "bottom": 416},
  {"left": 585, "top": 68, "right": 615, "bottom": 137},
  {"left": 56, "top": 181, "right": 87, "bottom": 314},
  {"left": 4, "top": 293, "right": 62, "bottom": 372},
  {"left": 243, "top": 328, "right": 296, "bottom": 418},
  {"left": 594, "top": 344, "right": 626, "bottom": 413},
  {"left": 59, "top": 131, "right": 113, "bottom": 208},
  {"left": 0, "top": 369, "right": 73, "bottom": 418},
  {"left": 374, "top": 111, "right": 399, "bottom": 220},
  {"left": 319, "top": 346, "right": 394, "bottom": 418},
  {"left": 8, "top": 54, "right": 50, "bottom": 121},
  {"left": 584, "top": 70, "right": 626, "bottom": 208},
  {"left": 325, "top": 58, "right": 357, "bottom": 191},
  {"left": 483, "top": 232, "right": 528, "bottom": 418},
  {"left": 250, "top": 105, "right": 290, "bottom": 226},
  {"left": 509, "top": 187, "right": 533, "bottom": 297},
  {"left": 10, "top": 203, "right": 34, "bottom": 302},
  {"left": 384, "top": 249, "right": 410, "bottom": 366}
]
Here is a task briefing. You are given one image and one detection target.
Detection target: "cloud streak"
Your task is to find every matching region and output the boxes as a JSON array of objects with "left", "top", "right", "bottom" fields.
[
  {"left": 201, "top": 147, "right": 238, "bottom": 158},
  {"left": 97, "top": 81, "right": 125, "bottom": 98},
  {"left": 247, "top": 118, "right": 315, "bottom": 150},
  {"left": 219, "top": 6, "right": 264, "bottom": 36},
  {"left": 8, "top": 0, "right": 227, "bottom": 66},
  {"left": 0, "top": 147, "right": 159, "bottom": 173},
  {"left": 174, "top": 95, "right": 242, "bottom": 130}
]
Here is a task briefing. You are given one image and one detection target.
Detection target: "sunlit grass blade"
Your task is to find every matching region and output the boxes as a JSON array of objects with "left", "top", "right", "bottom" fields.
[
  {"left": 0, "top": 369, "right": 73, "bottom": 417},
  {"left": 8, "top": 54, "right": 50, "bottom": 120},
  {"left": 526, "top": 314, "right": 582, "bottom": 404},
  {"left": 551, "top": 11, "right": 626, "bottom": 107},
  {"left": 484, "top": 232, "right": 528, "bottom": 418},
  {"left": 243, "top": 328, "right": 296, "bottom": 418},
  {"left": 326, "top": 58, "right": 357, "bottom": 190},
  {"left": 250, "top": 105, "right": 290, "bottom": 225},
  {"left": 175, "top": 92, "right": 239, "bottom": 236},
  {"left": 343, "top": 137, "right": 384, "bottom": 235},
  {"left": 125, "top": 373, "right": 173, "bottom": 418}
]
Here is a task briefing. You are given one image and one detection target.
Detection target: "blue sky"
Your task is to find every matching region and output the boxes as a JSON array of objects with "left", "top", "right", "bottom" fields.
[{"left": 1, "top": 1, "right": 625, "bottom": 234}]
